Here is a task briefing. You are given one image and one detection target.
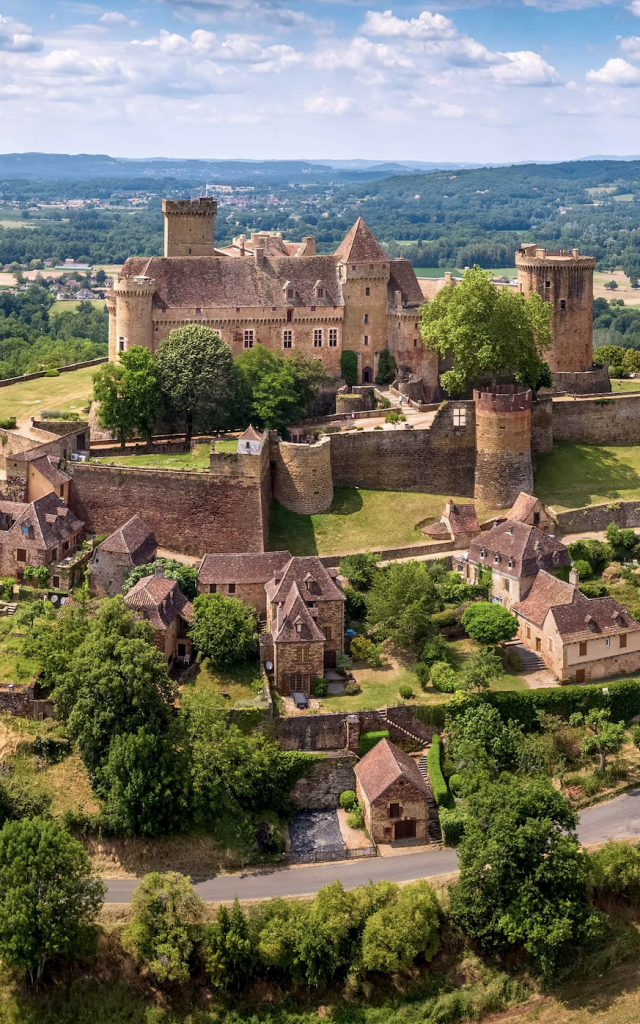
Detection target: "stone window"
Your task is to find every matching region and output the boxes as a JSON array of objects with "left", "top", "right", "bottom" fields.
[
  {"left": 317, "top": 288, "right": 324, "bottom": 298},
  {"left": 389, "top": 803, "right": 400, "bottom": 818},
  {"left": 605, "top": 637, "right": 610, "bottom": 647},
  {"left": 329, "top": 329, "right": 338, "bottom": 347},
  {"left": 314, "top": 329, "right": 323, "bottom": 347},
  {"left": 16, "top": 549, "right": 26, "bottom": 562},
  {"left": 283, "top": 330, "right": 292, "bottom": 349},
  {"left": 118, "top": 338, "right": 125, "bottom": 353},
  {"left": 621, "top": 634, "right": 628, "bottom": 649},
  {"left": 52, "top": 576, "right": 60, "bottom": 589},
  {"left": 244, "top": 330, "right": 254, "bottom": 349},
  {"left": 453, "top": 407, "right": 466, "bottom": 428},
  {"left": 296, "top": 646, "right": 310, "bottom": 663},
  {"left": 196, "top": 307, "right": 202, "bottom": 314},
  {"left": 414, "top": 339, "right": 418, "bottom": 347},
  {"left": 365, "top": 287, "right": 370, "bottom": 296},
  {"left": 209, "top": 584, "right": 217, "bottom": 593},
  {"left": 323, "top": 625, "right": 333, "bottom": 640},
  {"left": 560, "top": 299, "right": 566, "bottom": 310},
  {"left": 503, "top": 578, "right": 509, "bottom": 592},
  {"left": 548, "top": 637, "right": 553, "bottom": 652},
  {"left": 287, "top": 288, "right": 294, "bottom": 300},
  {"left": 533, "top": 511, "right": 540, "bottom": 526},
  {"left": 526, "top": 626, "right": 531, "bottom": 639},
  {"left": 579, "top": 641, "right": 588, "bottom": 656},
  {"left": 545, "top": 281, "right": 550, "bottom": 288},
  {"left": 63, "top": 540, "right": 70, "bottom": 552},
  {"left": 364, "top": 313, "right": 369, "bottom": 325},
  {"left": 494, "top": 554, "right": 500, "bottom": 564},
  {"left": 363, "top": 336, "right": 369, "bottom": 346},
  {"left": 228, "top": 583, "right": 236, "bottom": 594},
  {"left": 51, "top": 547, "right": 57, "bottom": 562},
  {"left": 480, "top": 548, "right": 486, "bottom": 559},
  {"left": 507, "top": 557, "right": 514, "bottom": 569},
  {"left": 287, "top": 308, "right": 293, "bottom": 323}
]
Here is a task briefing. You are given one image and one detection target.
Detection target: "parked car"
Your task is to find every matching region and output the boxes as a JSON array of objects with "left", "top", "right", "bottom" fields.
[{"left": 292, "top": 691, "right": 309, "bottom": 710}]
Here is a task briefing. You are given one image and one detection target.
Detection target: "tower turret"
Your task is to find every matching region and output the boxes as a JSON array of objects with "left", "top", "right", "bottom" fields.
[
  {"left": 110, "top": 275, "right": 155, "bottom": 359},
  {"left": 474, "top": 386, "right": 533, "bottom": 509},
  {"left": 162, "top": 197, "right": 217, "bottom": 257}
]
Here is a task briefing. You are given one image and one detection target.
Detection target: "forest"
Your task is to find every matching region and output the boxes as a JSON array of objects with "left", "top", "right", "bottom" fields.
[{"left": 0, "top": 289, "right": 107, "bottom": 378}]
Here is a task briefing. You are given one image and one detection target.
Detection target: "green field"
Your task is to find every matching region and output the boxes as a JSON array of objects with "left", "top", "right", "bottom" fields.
[
  {"left": 610, "top": 379, "right": 640, "bottom": 392},
  {"left": 0, "top": 364, "right": 98, "bottom": 423},
  {"left": 414, "top": 267, "right": 516, "bottom": 279},
  {"left": 52, "top": 299, "right": 106, "bottom": 311},
  {"left": 535, "top": 440, "right": 640, "bottom": 511},
  {"left": 268, "top": 488, "right": 498, "bottom": 556},
  {"left": 93, "top": 443, "right": 211, "bottom": 471}
]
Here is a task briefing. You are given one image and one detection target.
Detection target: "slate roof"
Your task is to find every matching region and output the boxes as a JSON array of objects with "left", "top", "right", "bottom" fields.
[
  {"left": 238, "top": 425, "right": 264, "bottom": 442},
  {"left": 119, "top": 254, "right": 344, "bottom": 309},
  {"left": 355, "top": 738, "right": 431, "bottom": 804},
  {"left": 274, "top": 581, "right": 325, "bottom": 643},
  {"left": 334, "top": 218, "right": 388, "bottom": 264},
  {"left": 468, "top": 520, "right": 569, "bottom": 578},
  {"left": 388, "top": 259, "right": 424, "bottom": 307},
  {"left": 514, "top": 569, "right": 640, "bottom": 642},
  {"left": 97, "top": 515, "right": 157, "bottom": 564},
  {"left": 124, "top": 573, "right": 194, "bottom": 631},
  {"left": 198, "top": 551, "right": 291, "bottom": 586},
  {"left": 2, "top": 493, "right": 83, "bottom": 549},
  {"left": 30, "top": 456, "right": 71, "bottom": 487},
  {"left": 266, "top": 555, "right": 345, "bottom": 605}
]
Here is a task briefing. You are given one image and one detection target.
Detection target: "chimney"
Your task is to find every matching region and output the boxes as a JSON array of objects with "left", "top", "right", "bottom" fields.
[
  {"left": 572, "top": 248, "right": 580, "bottom": 258},
  {"left": 276, "top": 603, "right": 282, "bottom": 632},
  {"left": 444, "top": 271, "right": 452, "bottom": 284},
  {"left": 239, "top": 234, "right": 246, "bottom": 256},
  {"left": 445, "top": 498, "right": 453, "bottom": 517},
  {"left": 302, "top": 235, "right": 316, "bottom": 256},
  {"left": 255, "top": 246, "right": 265, "bottom": 269},
  {"left": 154, "top": 564, "right": 166, "bottom": 578},
  {"left": 569, "top": 566, "right": 579, "bottom": 587},
  {"left": 394, "top": 289, "right": 402, "bottom": 308}
]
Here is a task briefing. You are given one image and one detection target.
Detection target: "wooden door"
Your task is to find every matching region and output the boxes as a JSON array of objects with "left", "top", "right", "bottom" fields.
[
  {"left": 575, "top": 669, "right": 586, "bottom": 684},
  {"left": 535, "top": 638, "right": 541, "bottom": 652},
  {"left": 324, "top": 649, "right": 336, "bottom": 669},
  {"left": 394, "top": 819, "right": 416, "bottom": 840}
]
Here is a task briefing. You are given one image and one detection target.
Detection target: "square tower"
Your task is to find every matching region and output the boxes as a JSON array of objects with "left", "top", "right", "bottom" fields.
[{"left": 162, "top": 197, "right": 217, "bottom": 257}]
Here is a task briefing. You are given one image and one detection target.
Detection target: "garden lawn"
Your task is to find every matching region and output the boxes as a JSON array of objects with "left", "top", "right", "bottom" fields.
[
  {"left": 0, "top": 620, "right": 37, "bottom": 685},
  {"left": 610, "top": 379, "right": 640, "bottom": 392},
  {"left": 268, "top": 488, "right": 497, "bottom": 557},
  {"left": 535, "top": 440, "right": 640, "bottom": 511},
  {"left": 92, "top": 443, "right": 211, "bottom": 470},
  {"left": 215, "top": 438, "right": 238, "bottom": 454},
  {"left": 52, "top": 299, "right": 106, "bottom": 311},
  {"left": 0, "top": 363, "right": 97, "bottom": 422},
  {"left": 180, "top": 659, "right": 263, "bottom": 708}
]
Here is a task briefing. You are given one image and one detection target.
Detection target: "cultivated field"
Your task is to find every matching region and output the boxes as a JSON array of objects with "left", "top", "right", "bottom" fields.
[
  {"left": 0, "top": 364, "right": 97, "bottom": 424},
  {"left": 594, "top": 270, "right": 640, "bottom": 305}
]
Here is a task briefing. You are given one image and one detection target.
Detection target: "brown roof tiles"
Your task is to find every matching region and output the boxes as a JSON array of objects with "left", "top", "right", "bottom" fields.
[
  {"left": 355, "top": 739, "right": 431, "bottom": 804},
  {"left": 125, "top": 573, "right": 193, "bottom": 631},
  {"left": 98, "top": 515, "right": 157, "bottom": 564},
  {"left": 274, "top": 581, "right": 325, "bottom": 643},
  {"left": 334, "top": 218, "right": 388, "bottom": 265},
  {"left": 266, "top": 556, "right": 345, "bottom": 605},
  {"left": 198, "top": 551, "right": 291, "bottom": 586},
  {"left": 468, "top": 520, "right": 569, "bottom": 578},
  {"left": 514, "top": 569, "right": 640, "bottom": 642}
]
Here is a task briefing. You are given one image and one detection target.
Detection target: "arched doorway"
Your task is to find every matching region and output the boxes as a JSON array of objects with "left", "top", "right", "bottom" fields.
[
  {"left": 394, "top": 818, "right": 416, "bottom": 840},
  {"left": 362, "top": 367, "right": 372, "bottom": 383}
]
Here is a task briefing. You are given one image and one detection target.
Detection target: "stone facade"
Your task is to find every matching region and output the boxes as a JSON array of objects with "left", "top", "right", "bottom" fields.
[
  {"left": 290, "top": 751, "right": 358, "bottom": 809},
  {"left": 552, "top": 394, "right": 640, "bottom": 445},
  {"left": 357, "top": 773, "right": 428, "bottom": 844},
  {"left": 276, "top": 705, "right": 438, "bottom": 751},
  {"left": 474, "top": 387, "right": 533, "bottom": 509},
  {"left": 530, "top": 397, "right": 553, "bottom": 455},
  {"left": 163, "top": 197, "right": 217, "bottom": 258},
  {"left": 274, "top": 639, "right": 325, "bottom": 696},
  {"left": 272, "top": 436, "right": 333, "bottom": 514}
]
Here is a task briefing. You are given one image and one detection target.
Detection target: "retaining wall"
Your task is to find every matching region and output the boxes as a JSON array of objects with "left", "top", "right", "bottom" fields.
[
  {"left": 552, "top": 393, "right": 640, "bottom": 445},
  {"left": 555, "top": 501, "right": 640, "bottom": 534},
  {"left": 0, "top": 357, "right": 107, "bottom": 389},
  {"left": 276, "top": 705, "right": 438, "bottom": 751},
  {"left": 290, "top": 751, "right": 358, "bottom": 808}
]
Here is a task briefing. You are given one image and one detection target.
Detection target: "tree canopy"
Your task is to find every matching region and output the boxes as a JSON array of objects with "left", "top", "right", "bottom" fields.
[
  {"left": 420, "top": 266, "right": 552, "bottom": 395},
  {"left": 235, "top": 345, "right": 328, "bottom": 434},
  {"left": 189, "top": 593, "right": 259, "bottom": 671},
  {"left": 366, "top": 561, "right": 440, "bottom": 653},
  {"left": 461, "top": 602, "right": 519, "bottom": 645},
  {"left": 93, "top": 346, "right": 162, "bottom": 448}
]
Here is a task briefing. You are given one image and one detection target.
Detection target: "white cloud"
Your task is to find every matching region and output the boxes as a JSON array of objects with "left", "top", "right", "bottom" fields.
[
  {"left": 586, "top": 57, "right": 640, "bottom": 85},
  {"left": 433, "top": 102, "right": 465, "bottom": 117},
  {"left": 523, "top": 0, "right": 616, "bottom": 8},
  {"left": 0, "top": 15, "right": 42, "bottom": 52},
  {"left": 362, "top": 10, "right": 458, "bottom": 40},
  {"left": 489, "top": 51, "right": 560, "bottom": 85},
  {"left": 629, "top": 0, "right": 640, "bottom": 14},
  {"left": 619, "top": 35, "right": 640, "bottom": 59},
  {"left": 100, "top": 11, "right": 139, "bottom": 27},
  {"left": 34, "top": 48, "right": 124, "bottom": 81},
  {"left": 304, "top": 90, "right": 354, "bottom": 114}
]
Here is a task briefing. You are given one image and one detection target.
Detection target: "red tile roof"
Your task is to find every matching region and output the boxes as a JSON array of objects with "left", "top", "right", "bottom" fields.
[
  {"left": 355, "top": 739, "right": 431, "bottom": 804},
  {"left": 30, "top": 455, "right": 71, "bottom": 487},
  {"left": 513, "top": 569, "right": 640, "bottom": 641},
  {"left": 98, "top": 515, "right": 157, "bottom": 564},
  {"left": 508, "top": 492, "right": 556, "bottom": 524},
  {"left": 334, "top": 218, "right": 388, "bottom": 264},
  {"left": 512, "top": 570, "right": 576, "bottom": 627},
  {"left": 274, "top": 581, "right": 325, "bottom": 643},
  {"left": 198, "top": 551, "right": 291, "bottom": 586},
  {"left": 266, "top": 556, "right": 345, "bottom": 605},
  {"left": 125, "top": 572, "right": 193, "bottom": 631}
]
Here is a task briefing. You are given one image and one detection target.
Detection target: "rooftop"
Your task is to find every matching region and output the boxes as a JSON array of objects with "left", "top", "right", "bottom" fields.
[{"left": 355, "top": 738, "right": 431, "bottom": 804}]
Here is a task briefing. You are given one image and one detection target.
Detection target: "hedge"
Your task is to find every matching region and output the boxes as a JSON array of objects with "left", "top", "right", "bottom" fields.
[
  {"left": 439, "top": 805, "right": 467, "bottom": 846},
  {"left": 426, "top": 734, "right": 454, "bottom": 809},
  {"left": 359, "top": 730, "right": 389, "bottom": 756},
  {"left": 432, "top": 609, "right": 458, "bottom": 629},
  {"left": 413, "top": 704, "right": 447, "bottom": 729},
  {"left": 445, "top": 678, "right": 640, "bottom": 730}
]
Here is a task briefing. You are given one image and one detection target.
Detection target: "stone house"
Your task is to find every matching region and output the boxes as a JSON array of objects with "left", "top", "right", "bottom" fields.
[
  {"left": 485, "top": 492, "right": 558, "bottom": 534},
  {"left": 422, "top": 498, "right": 480, "bottom": 545},
  {"left": 197, "top": 550, "right": 291, "bottom": 617},
  {"left": 463, "top": 519, "right": 570, "bottom": 611},
  {"left": 124, "top": 566, "right": 194, "bottom": 667},
  {"left": 0, "top": 492, "right": 84, "bottom": 582},
  {"left": 0, "top": 425, "right": 88, "bottom": 504},
  {"left": 354, "top": 738, "right": 431, "bottom": 843},
  {"left": 90, "top": 515, "right": 157, "bottom": 597},
  {"left": 513, "top": 568, "right": 640, "bottom": 683}
]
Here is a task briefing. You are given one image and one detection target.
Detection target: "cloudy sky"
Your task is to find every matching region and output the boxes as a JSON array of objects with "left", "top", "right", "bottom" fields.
[{"left": 1, "top": 0, "right": 639, "bottom": 162}]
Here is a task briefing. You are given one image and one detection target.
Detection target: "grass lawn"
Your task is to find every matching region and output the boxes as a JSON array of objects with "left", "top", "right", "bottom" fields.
[
  {"left": 52, "top": 299, "right": 106, "bottom": 311},
  {"left": 181, "top": 659, "right": 264, "bottom": 708},
  {"left": 92, "top": 443, "right": 211, "bottom": 471},
  {"left": 268, "top": 488, "right": 497, "bottom": 557},
  {"left": 535, "top": 440, "right": 640, "bottom": 511},
  {"left": 215, "top": 438, "right": 238, "bottom": 453},
  {"left": 0, "top": 620, "right": 37, "bottom": 685},
  {"left": 0, "top": 363, "right": 97, "bottom": 423},
  {"left": 610, "top": 378, "right": 640, "bottom": 392}
]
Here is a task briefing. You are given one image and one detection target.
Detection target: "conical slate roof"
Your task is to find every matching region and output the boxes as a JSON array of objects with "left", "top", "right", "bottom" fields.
[{"left": 334, "top": 218, "right": 388, "bottom": 264}]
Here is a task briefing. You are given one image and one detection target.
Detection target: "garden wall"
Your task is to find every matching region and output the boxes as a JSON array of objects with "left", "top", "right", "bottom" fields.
[
  {"left": 552, "top": 393, "right": 640, "bottom": 444},
  {"left": 555, "top": 501, "right": 640, "bottom": 534},
  {"left": 290, "top": 751, "right": 358, "bottom": 808},
  {"left": 0, "top": 357, "right": 107, "bottom": 389},
  {"left": 0, "top": 687, "right": 55, "bottom": 720},
  {"left": 277, "top": 705, "right": 439, "bottom": 751}
]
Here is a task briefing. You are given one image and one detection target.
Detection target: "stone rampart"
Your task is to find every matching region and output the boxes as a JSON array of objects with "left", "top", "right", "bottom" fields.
[
  {"left": 531, "top": 397, "right": 553, "bottom": 454},
  {"left": 474, "top": 387, "right": 533, "bottom": 508},
  {"left": 555, "top": 501, "right": 640, "bottom": 535},
  {"left": 552, "top": 393, "right": 640, "bottom": 445},
  {"left": 273, "top": 436, "right": 333, "bottom": 514}
]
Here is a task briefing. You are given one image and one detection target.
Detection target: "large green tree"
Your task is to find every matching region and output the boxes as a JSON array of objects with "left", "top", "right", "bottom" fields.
[
  {"left": 123, "top": 871, "right": 204, "bottom": 984},
  {"left": 0, "top": 817, "right": 105, "bottom": 984},
  {"left": 448, "top": 776, "right": 603, "bottom": 979},
  {"left": 93, "top": 346, "right": 162, "bottom": 448},
  {"left": 366, "top": 561, "right": 439, "bottom": 653},
  {"left": 189, "top": 593, "right": 259, "bottom": 672},
  {"left": 421, "top": 266, "right": 552, "bottom": 395},
  {"left": 236, "top": 345, "right": 328, "bottom": 434},
  {"left": 360, "top": 881, "right": 440, "bottom": 973},
  {"left": 123, "top": 557, "right": 199, "bottom": 600},
  {"left": 154, "top": 325, "right": 239, "bottom": 444},
  {"left": 461, "top": 602, "right": 519, "bottom": 645}
]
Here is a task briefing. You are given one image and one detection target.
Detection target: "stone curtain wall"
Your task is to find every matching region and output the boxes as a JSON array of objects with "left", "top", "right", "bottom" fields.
[
  {"left": 531, "top": 398, "right": 553, "bottom": 454},
  {"left": 329, "top": 401, "right": 477, "bottom": 494},
  {"left": 277, "top": 705, "right": 438, "bottom": 751},
  {"left": 69, "top": 462, "right": 269, "bottom": 556},
  {"left": 555, "top": 501, "right": 640, "bottom": 534},
  {"left": 474, "top": 388, "right": 533, "bottom": 509},
  {"left": 552, "top": 394, "right": 640, "bottom": 445}
]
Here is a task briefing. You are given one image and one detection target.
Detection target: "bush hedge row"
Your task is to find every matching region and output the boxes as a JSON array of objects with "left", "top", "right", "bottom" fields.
[
  {"left": 445, "top": 678, "right": 640, "bottom": 730},
  {"left": 359, "top": 730, "right": 389, "bottom": 756},
  {"left": 426, "top": 735, "right": 454, "bottom": 809}
]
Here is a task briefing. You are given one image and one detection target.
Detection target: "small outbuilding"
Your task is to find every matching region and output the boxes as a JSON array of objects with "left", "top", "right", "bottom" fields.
[
  {"left": 90, "top": 515, "right": 157, "bottom": 597},
  {"left": 354, "top": 738, "right": 431, "bottom": 843}
]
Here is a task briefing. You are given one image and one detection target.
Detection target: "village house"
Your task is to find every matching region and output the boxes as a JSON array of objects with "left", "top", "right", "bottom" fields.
[
  {"left": 513, "top": 568, "right": 640, "bottom": 683},
  {"left": 124, "top": 566, "right": 194, "bottom": 667},
  {"left": 0, "top": 492, "right": 84, "bottom": 583},
  {"left": 422, "top": 499, "right": 480, "bottom": 546},
  {"left": 485, "top": 492, "right": 558, "bottom": 534},
  {"left": 90, "top": 515, "right": 157, "bottom": 597},
  {"left": 354, "top": 738, "right": 431, "bottom": 843},
  {"left": 463, "top": 519, "right": 570, "bottom": 611},
  {"left": 197, "top": 550, "right": 291, "bottom": 617}
]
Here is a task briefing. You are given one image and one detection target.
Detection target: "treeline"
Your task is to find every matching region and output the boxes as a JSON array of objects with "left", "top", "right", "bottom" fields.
[
  {"left": 0, "top": 288, "right": 107, "bottom": 379},
  {"left": 0, "top": 208, "right": 163, "bottom": 265}
]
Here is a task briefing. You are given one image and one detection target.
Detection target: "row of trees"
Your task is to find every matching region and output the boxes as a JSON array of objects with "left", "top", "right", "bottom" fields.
[{"left": 94, "top": 327, "right": 328, "bottom": 445}]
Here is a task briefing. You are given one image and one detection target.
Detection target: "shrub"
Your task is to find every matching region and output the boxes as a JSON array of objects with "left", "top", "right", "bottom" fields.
[
  {"left": 416, "top": 663, "right": 430, "bottom": 689},
  {"left": 374, "top": 425, "right": 383, "bottom": 430},
  {"left": 461, "top": 602, "right": 519, "bottom": 645},
  {"left": 432, "top": 609, "right": 458, "bottom": 629},
  {"left": 573, "top": 559, "right": 593, "bottom": 581},
  {"left": 439, "top": 805, "right": 467, "bottom": 846},
  {"left": 448, "top": 773, "right": 463, "bottom": 795},
  {"left": 0, "top": 577, "right": 15, "bottom": 602},
  {"left": 344, "top": 587, "right": 366, "bottom": 621},
  {"left": 22, "top": 566, "right": 50, "bottom": 589},
  {"left": 375, "top": 351, "right": 397, "bottom": 385},
  {"left": 385, "top": 411, "right": 406, "bottom": 424},
  {"left": 255, "top": 821, "right": 285, "bottom": 855},
  {"left": 413, "top": 704, "right": 447, "bottom": 728},
  {"left": 378, "top": 396, "right": 391, "bottom": 409},
  {"left": 430, "top": 661, "right": 458, "bottom": 693},
  {"left": 427, "top": 735, "right": 454, "bottom": 808},
  {"left": 344, "top": 678, "right": 361, "bottom": 695},
  {"left": 312, "top": 678, "right": 328, "bottom": 697},
  {"left": 420, "top": 635, "right": 452, "bottom": 668},
  {"left": 31, "top": 736, "right": 71, "bottom": 764},
  {"left": 630, "top": 723, "right": 640, "bottom": 748},
  {"left": 589, "top": 840, "right": 640, "bottom": 900},
  {"left": 579, "top": 581, "right": 608, "bottom": 598},
  {"left": 44, "top": 368, "right": 60, "bottom": 377},
  {"left": 339, "top": 790, "right": 357, "bottom": 811},
  {"left": 398, "top": 684, "right": 414, "bottom": 699},
  {"left": 340, "top": 553, "right": 380, "bottom": 591},
  {"left": 349, "top": 636, "right": 385, "bottom": 667},
  {"left": 340, "top": 350, "right": 358, "bottom": 388},
  {"left": 0, "top": 418, "right": 16, "bottom": 430},
  {"left": 347, "top": 802, "right": 366, "bottom": 830},
  {"left": 359, "top": 730, "right": 389, "bottom": 756},
  {"left": 336, "top": 653, "right": 353, "bottom": 674},
  {"left": 123, "top": 872, "right": 203, "bottom": 984}
]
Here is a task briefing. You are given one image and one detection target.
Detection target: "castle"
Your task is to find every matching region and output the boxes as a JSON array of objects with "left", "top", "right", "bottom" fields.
[{"left": 107, "top": 197, "right": 611, "bottom": 398}]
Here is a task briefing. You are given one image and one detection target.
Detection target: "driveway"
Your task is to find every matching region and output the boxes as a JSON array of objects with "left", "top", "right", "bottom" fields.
[{"left": 103, "top": 788, "right": 640, "bottom": 903}]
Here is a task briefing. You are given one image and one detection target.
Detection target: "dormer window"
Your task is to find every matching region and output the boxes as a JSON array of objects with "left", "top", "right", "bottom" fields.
[
  {"left": 506, "top": 528, "right": 512, "bottom": 536},
  {"left": 480, "top": 548, "right": 486, "bottom": 559},
  {"left": 494, "top": 554, "right": 500, "bottom": 564},
  {"left": 296, "top": 623, "right": 302, "bottom": 633},
  {"left": 507, "top": 557, "right": 514, "bottom": 569}
]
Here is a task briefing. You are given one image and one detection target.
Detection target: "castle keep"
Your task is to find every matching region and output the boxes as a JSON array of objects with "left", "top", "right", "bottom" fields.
[{"left": 108, "top": 199, "right": 436, "bottom": 392}]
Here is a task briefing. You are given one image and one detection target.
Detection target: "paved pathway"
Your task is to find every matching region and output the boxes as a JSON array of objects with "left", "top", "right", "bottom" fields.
[{"left": 103, "top": 787, "right": 640, "bottom": 903}]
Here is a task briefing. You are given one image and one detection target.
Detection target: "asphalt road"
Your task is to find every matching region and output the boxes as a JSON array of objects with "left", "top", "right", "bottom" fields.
[{"left": 104, "top": 786, "right": 640, "bottom": 903}]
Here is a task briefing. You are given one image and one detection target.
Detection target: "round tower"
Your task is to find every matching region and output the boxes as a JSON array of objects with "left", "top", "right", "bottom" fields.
[
  {"left": 162, "top": 197, "right": 217, "bottom": 257},
  {"left": 111, "top": 275, "right": 155, "bottom": 358},
  {"left": 515, "top": 244, "right": 608, "bottom": 393},
  {"left": 273, "top": 436, "right": 333, "bottom": 514},
  {"left": 474, "top": 386, "right": 533, "bottom": 509}
]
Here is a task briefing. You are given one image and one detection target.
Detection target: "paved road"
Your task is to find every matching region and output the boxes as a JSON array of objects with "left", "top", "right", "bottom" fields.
[{"left": 104, "top": 787, "right": 640, "bottom": 903}]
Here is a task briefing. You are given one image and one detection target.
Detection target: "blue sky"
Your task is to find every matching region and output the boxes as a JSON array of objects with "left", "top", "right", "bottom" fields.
[{"left": 1, "top": 0, "right": 639, "bottom": 162}]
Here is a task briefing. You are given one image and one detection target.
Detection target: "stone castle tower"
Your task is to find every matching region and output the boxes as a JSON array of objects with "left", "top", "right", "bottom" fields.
[
  {"left": 162, "top": 197, "right": 217, "bottom": 257},
  {"left": 515, "top": 244, "right": 609, "bottom": 394},
  {"left": 474, "top": 385, "right": 533, "bottom": 509}
]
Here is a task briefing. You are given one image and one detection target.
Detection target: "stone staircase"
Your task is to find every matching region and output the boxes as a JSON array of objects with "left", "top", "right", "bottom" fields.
[
  {"left": 3, "top": 604, "right": 16, "bottom": 617},
  {"left": 505, "top": 640, "right": 546, "bottom": 673},
  {"left": 417, "top": 753, "right": 444, "bottom": 846},
  {"left": 377, "top": 706, "right": 425, "bottom": 746}
]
